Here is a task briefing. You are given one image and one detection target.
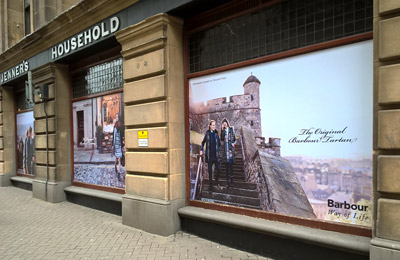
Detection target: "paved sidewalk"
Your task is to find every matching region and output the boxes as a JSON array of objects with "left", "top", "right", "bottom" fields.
[{"left": 0, "top": 186, "right": 271, "bottom": 260}]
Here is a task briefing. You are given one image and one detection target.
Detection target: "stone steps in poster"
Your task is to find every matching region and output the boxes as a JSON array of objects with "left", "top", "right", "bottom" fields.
[
  {"left": 202, "top": 191, "right": 260, "bottom": 207},
  {"left": 202, "top": 184, "right": 259, "bottom": 198},
  {"left": 202, "top": 179, "right": 257, "bottom": 190}
]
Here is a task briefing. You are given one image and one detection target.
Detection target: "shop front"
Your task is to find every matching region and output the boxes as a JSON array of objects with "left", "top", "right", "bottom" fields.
[
  {"left": 180, "top": 0, "right": 377, "bottom": 259},
  {"left": 0, "top": 0, "right": 188, "bottom": 222},
  {"left": 71, "top": 57, "right": 125, "bottom": 192},
  {"left": 0, "top": 0, "right": 399, "bottom": 259}
]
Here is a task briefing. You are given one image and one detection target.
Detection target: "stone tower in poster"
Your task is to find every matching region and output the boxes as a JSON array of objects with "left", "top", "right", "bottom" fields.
[{"left": 189, "top": 74, "right": 262, "bottom": 137}]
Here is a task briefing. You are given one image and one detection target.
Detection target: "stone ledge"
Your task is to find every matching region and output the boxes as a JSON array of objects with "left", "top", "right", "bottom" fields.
[
  {"left": 10, "top": 176, "right": 34, "bottom": 184},
  {"left": 123, "top": 193, "right": 170, "bottom": 205},
  {"left": 10, "top": 176, "right": 33, "bottom": 191},
  {"left": 64, "top": 186, "right": 122, "bottom": 203},
  {"left": 371, "top": 237, "right": 400, "bottom": 251},
  {"left": 178, "top": 206, "right": 370, "bottom": 255},
  {"left": 370, "top": 238, "right": 400, "bottom": 260}
]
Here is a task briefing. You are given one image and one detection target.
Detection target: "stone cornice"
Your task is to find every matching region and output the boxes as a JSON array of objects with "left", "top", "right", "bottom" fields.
[
  {"left": 116, "top": 14, "right": 183, "bottom": 43},
  {"left": 32, "top": 63, "right": 58, "bottom": 85},
  {"left": 116, "top": 14, "right": 183, "bottom": 59},
  {"left": 0, "top": 0, "right": 140, "bottom": 72}
]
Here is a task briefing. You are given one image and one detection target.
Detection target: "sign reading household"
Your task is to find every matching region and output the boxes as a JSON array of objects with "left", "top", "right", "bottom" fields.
[
  {"left": 189, "top": 40, "right": 373, "bottom": 228},
  {"left": 0, "top": 16, "right": 120, "bottom": 85},
  {"left": 51, "top": 16, "right": 120, "bottom": 60}
]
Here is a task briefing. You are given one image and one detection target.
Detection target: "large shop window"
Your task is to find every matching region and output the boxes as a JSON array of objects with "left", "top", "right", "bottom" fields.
[
  {"left": 72, "top": 58, "right": 125, "bottom": 191},
  {"left": 16, "top": 86, "right": 35, "bottom": 176},
  {"left": 187, "top": 0, "right": 373, "bottom": 235}
]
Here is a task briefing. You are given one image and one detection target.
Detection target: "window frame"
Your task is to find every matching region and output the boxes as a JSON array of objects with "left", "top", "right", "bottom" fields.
[
  {"left": 14, "top": 81, "right": 35, "bottom": 178},
  {"left": 69, "top": 48, "right": 125, "bottom": 194},
  {"left": 184, "top": 0, "right": 373, "bottom": 237},
  {"left": 15, "top": 109, "right": 35, "bottom": 178},
  {"left": 23, "top": 0, "right": 33, "bottom": 36}
]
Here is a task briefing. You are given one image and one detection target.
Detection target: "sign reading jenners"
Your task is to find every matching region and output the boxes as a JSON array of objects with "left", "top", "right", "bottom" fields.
[
  {"left": 0, "top": 60, "right": 29, "bottom": 84},
  {"left": 51, "top": 16, "right": 120, "bottom": 60}
]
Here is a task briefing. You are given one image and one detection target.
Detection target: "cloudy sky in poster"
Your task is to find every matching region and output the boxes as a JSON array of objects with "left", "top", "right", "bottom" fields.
[{"left": 190, "top": 40, "right": 373, "bottom": 159}]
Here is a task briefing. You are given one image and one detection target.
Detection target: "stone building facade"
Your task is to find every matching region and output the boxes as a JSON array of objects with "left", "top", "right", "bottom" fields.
[
  {"left": 0, "top": 0, "right": 399, "bottom": 259},
  {"left": 372, "top": 1, "right": 400, "bottom": 259},
  {"left": 0, "top": 0, "right": 80, "bottom": 52}
]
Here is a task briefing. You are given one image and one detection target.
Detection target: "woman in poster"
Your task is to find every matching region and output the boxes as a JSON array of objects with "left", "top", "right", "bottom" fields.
[
  {"left": 18, "top": 136, "right": 24, "bottom": 169},
  {"left": 23, "top": 129, "right": 28, "bottom": 174},
  {"left": 112, "top": 113, "right": 125, "bottom": 181},
  {"left": 220, "top": 118, "right": 236, "bottom": 188},
  {"left": 200, "top": 120, "right": 221, "bottom": 192}
]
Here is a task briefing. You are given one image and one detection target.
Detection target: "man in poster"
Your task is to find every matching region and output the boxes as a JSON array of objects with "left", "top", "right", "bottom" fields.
[
  {"left": 200, "top": 120, "right": 221, "bottom": 192},
  {"left": 24, "top": 127, "right": 35, "bottom": 175}
]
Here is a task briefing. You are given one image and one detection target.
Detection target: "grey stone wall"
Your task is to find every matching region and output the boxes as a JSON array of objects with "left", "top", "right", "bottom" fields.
[{"left": 241, "top": 126, "right": 315, "bottom": 218}]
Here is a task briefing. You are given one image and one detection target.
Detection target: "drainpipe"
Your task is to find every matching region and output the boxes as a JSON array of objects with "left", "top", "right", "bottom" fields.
[
  {"left": 44, "top": 100, "right": 49, "bottom": 201},
  {"left": 38, "top": 85, "right": 49, "bottom": 201}
]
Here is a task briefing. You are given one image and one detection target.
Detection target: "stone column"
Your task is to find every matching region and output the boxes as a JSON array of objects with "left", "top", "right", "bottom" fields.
[
  {"left": 31, "top": 63, "right": 71, "bottom": 202},
  {"left": 371, "top": 1, "right": 400, "bottom": 259},
  {"left": 115, "top": 14, "right": 185, "bottom": 236},
  {"left": 0, "top": 87, "right": 16, "bottom": 186}
]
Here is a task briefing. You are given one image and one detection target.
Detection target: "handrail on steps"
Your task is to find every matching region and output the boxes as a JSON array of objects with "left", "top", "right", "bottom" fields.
[
  {"left": 240, "top": 134, "right": 245, "bottom": 162},
  {"left": 192, "top": 155, "right": 202, "bottom": 200}
]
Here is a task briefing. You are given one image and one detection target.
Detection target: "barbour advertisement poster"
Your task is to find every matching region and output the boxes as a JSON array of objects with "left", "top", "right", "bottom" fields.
[
  {"left": 16, "top": 111, "right": 35, "bottom": 176},
  {"left": 189, "top": 40, "right": 373, "bottom": 227}
]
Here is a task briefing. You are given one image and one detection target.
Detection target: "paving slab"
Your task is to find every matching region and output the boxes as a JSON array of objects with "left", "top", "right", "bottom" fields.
[{"left": 0, "top": 186, "right": 272, "bottom": 260}]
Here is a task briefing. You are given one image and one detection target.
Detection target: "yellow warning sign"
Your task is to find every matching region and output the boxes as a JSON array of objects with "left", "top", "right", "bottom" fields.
[{"left": 138, "top": 130, "right": 148, "bottom": 139}]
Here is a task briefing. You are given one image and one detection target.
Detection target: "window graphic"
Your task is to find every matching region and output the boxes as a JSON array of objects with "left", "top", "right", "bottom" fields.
[
  {"left": 73, "top": 93, "right": 125, "bottom": 189},
  {"left": 189, "top": 40, "right": 372, "bottom": 227},
  {"left": 16, "top": 111, "right": 35, "bottom": 175}
]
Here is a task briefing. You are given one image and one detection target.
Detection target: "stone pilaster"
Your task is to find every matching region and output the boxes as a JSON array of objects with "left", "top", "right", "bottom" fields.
[
  {"left": 115, "top": 14, "right": 185, "bottom": 236},
  {"left": 371, "top": 1, "right": 400, "bottom": 259},
  {"left": 0, "top": 87, "right": 16, "bottom": 186},
  {"left": 31, "top": 63, "right": 71, "bottom": 202}
]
